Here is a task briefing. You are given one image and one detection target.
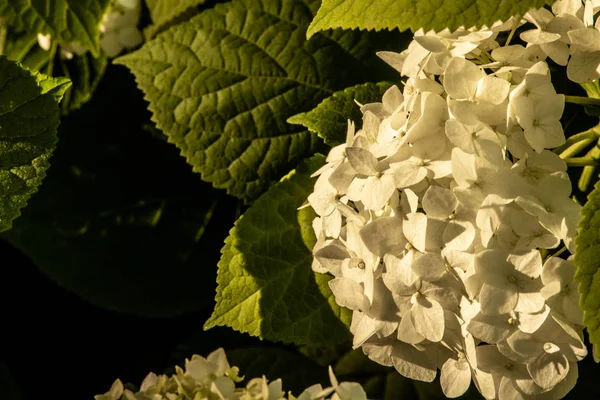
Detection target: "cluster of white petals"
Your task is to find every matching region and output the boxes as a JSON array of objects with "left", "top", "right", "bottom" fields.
[
  {"left": 95, "top": 348, "right": 367, "bottom": 400},
  {"left": 36, "top": 0, "right": 143, "bottom": 59},
  {"left": 307, "top": 5, "right": 588, "bottom": 399},
  {"left": 99, "top": 0, "right": 144, "bottom": 58},
  {"left": 521, "top": 0, "right": 600, "bottom": 82}
]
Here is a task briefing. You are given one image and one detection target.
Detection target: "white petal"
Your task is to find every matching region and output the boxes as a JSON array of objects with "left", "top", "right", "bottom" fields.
[
  {"left": 411, "top": 252, "right": 446, "bottom": 281},
  {"left": 359, "top": 216, "right": 406, "bottom": 257},
  {"left": 467, "top": 313, "right": 514, "bottom": 343},
  {"left": 346, "top": 147, "right": 379, "bottom": 176},
  {"left": 329, "top": 278, "right": 370, "bottom": 311},
  {"left": 480, "top": 284, "right": 518, "bottom": 315},
  {"left": 411, "top": 294, "right": 445, "bottom": 342},
  {"left": 528, "top": 351, "right": 569, "bottom": 389},
  {"left": 517, "top": 305, "right": 550, "bottom": 334},
  {"left": 444, "top": 57, "right": 483, "bottom": 100},
  {"left": 393, "top": 160, "right": 428, "bottom": 188},
  {"left": 362, "top": 174, "right": 396, "bottom": 210},
  {"left": 451, "top": 148, "right": 478, "bottom": 187},
  {"left": 398, "top": 313, "right": 426, "bottom": 344},
  {"left": 515, "top": 291, "right": 546, "bottom": 314},
  {"left": 568, "top": 28, "right": 600, "bottom": 51},
  {"left": 391, "top": 343, "right": 437, "bottom": 382},
  {"left": 567, "top": 49, "right": 600, "bottom": 83},
  {"left": 422, "top": 185, "right": 457, "bottom": 218},
  {"left": 403, "top": 213, "right": 428, "bottom": 253},
  {"left": 444, "top": 220, "right": 476, "bottom": 251},
  {"left": 476, "top": 76, "right": 511, "bottom": 105},
  {"left": 520, "top": 29, "right": 561, "bottom": 44},
  {"left": 440, "top": 358, "right": 472, "bottom": 398},
  {"left": 414, "top": 34, "right": 448, "bottom": 52}
]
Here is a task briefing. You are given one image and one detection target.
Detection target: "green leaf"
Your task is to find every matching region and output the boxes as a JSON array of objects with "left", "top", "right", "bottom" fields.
[
  {"left": 3, "top": 28, "right": 108, "bottom": 114},
  {"left": 144, "top": 0, "right": 207, "bottom": 38},
  {"left": 288, "top": 82, "right": 391, "bottom": 146},
  {"left": 2, "top": 65, "right": 239, "bottom": 316},
  {"left": 307, "top": 0, "right": 553, "bottom": 38},
  {"left": 115, "top": 0, "right": 404, "bottom": 200},
  {"left": 575, "top": 180, "right": 600, "bottom": 361},
  {"left": 0, "top": 0, "right": 112, "bottom": 56},
  {"left": 0, "top": 56, "right": 69, "bottom": 232},
  {"left": 204, "top": 154, "right": 352, "bottom": 345}
]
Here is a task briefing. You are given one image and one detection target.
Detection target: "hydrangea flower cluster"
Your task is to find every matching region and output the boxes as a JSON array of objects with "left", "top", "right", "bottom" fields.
[
  {"left": 95, "top": 348, "right": 367, "bottom": 400},
  {"left": 37, "top": 0, "right": 143, "bottom": 59},
  {"left": 307, "top": 8, "right": 588, "bottom": 400},
  {"left": 520, "top": 0, "right": 600, "bottom": 83}
]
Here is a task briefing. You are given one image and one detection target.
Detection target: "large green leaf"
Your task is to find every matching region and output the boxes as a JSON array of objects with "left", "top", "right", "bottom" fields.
[
  {"left": 575, "top": 180, "right": 600, "bottom": 361},
  {"left": 0, "top": 56, "right": 69, "bottom": 232},
  {"left": 307, "top": 0, "right": 553, "bottom": 38},
  {"left": 144, "top": 0, "right": 207, "bottom": 38},
  {"left": 115, "top": 0, "right": 403, "bottom": 200},
  {"left": 288, "top": 82, "right": 391, "bottom": 146},
  {"left": 204, "top": 154, "right": 352, "bottom": 345},
  {"left": 3, "top": 28, "right": 108, "bottom": 114},
  {"left": 2, "top": 66, "right": 238, "bottom": 316},
  {"left": 0, "top": 0, "right": 112, "bottom": 56}
]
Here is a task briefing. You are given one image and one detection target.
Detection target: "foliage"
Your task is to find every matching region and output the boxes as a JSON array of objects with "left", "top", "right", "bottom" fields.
[
  {"left": 0, "top": 57, "right": 69, "bottom": 232},
  {"left": 307, "top": 0, "right": 553, "bottom": 37},
  {"left": 116, "top": 0, "right": 403, "bottom": 200},
  {"left": 205, "top": 155, "right": 352, "bottom": 345}
]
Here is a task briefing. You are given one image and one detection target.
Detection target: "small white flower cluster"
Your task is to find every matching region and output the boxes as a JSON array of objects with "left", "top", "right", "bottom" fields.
[
  {"left": 95, "top": 348, "right": 368, "bottom": 400},
  {"left": 307, "top": 9, "right": 588, "bottom": 400},
  {"left": 521, "top": 0, "right": 600, "bottom": 83},
  {"left": 36, "top": 0, "right": 143, "bottom": 59},
  {"left": 99, "top": 0, "right": 144, "bottom": 58}
]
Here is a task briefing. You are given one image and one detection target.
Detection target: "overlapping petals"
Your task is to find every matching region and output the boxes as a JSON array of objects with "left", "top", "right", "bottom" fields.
[
  {"left": 96, "top": 348, "right": 367, "bottom": 400},
  {"left": 307, "top": 6, "right": 586, "bottom": 399}
]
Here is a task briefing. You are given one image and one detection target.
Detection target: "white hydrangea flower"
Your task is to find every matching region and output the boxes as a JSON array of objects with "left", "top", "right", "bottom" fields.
[
  {"left": 96, "top": 349, "right": 367, "bottom": 400},
  {"left": 306, "top": 4, "right": 587, "bottom": 398},
  {"left": 99, "top": 0, "right": 144, "bottom": 58}
]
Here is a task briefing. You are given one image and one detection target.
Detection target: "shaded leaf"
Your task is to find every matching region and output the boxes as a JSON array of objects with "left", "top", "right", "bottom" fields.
[
  {"left": 2, "top": 66, "right": 238, "bottom": 316},
  {"left": 0, "top": 362, "right": 23, "bottom": 400},
  {"left": 0, "top": 56, "right": 69, "bottom": 232},
  {"left": 3, "top": 28, "right": 107, "bottom": 114}
]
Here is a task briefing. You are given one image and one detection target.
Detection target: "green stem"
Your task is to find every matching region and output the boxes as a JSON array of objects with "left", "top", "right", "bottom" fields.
[
  {"left": 0, "top": 18, "right": 7, "bottom": 56},
  {"left": 564, "top": 157, "right": 600, "bottom": 167},
  {"left": 554, "top": 126, "right": 600, "bottom": 154},
  {"left": 564, "top": 95, "right": 600, "bottom": 106},
  {"left": 559, "top": 137, "right": 596, "bottom": 159},
  {"left": 504, "top": 17, "right": 519, "bottom": 46},
  {"left": 550, "top": 246, "right": 568, "bottom": 259},
  {"left": 579, "top": 142, "right": 600, "bottom": 192},
  {"left": 580, "top": 81, "right": 600, "bottom": 99}
]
